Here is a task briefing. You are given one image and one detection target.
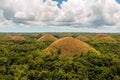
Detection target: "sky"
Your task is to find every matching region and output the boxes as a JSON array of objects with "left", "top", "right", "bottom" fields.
[{"left": 0, "top": 0, "right": 120, "bottom": 33}]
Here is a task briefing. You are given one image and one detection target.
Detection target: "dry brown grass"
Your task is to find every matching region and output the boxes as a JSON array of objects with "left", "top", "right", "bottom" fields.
[
  {"left": 94, "top": 34, "right": 110, "bottom": 39},
  {"left": 3, "top": 34, "right": 13, "bottom": 40},
  {"left": 32, "top": 33, "right": 39, "bottom": 37},
  {"left": 94, "top": 37, "right": 117, "bottom": 43},
  {"left": 12, "top": 35, "right": 25, "bottom": 41},
  {"left": 94, "top": 34, "right": 117, "bottom": 43},
  {"left": 46, "top": 37, "right": 99, "bottom": 57},
  {"left": 3, "top": 34, "right": 25, "bottom": 41},
  {"left": 37, "top": 34, "right": 57, "bottom": 41},
  {"left": 60, "top": 34, "right": 73, "bottom": 38},
  {"left": 76, "top": 35, "right": 88, "bottom": 41}
]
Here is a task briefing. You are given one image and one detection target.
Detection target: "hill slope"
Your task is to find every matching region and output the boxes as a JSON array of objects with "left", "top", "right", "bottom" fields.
[
  {"left": 37, "top": 34, "right": 57, "bottom": 41},
  {"left": 46, "top": 37, "right": 99, "bottom": 57}
]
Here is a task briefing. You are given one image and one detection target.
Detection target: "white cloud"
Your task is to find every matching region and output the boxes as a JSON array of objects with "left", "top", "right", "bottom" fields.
[{"left": 0, "top": 0, "right": 120, "bottom": 32}]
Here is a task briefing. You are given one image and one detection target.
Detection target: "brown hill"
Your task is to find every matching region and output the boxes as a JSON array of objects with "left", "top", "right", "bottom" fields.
[
  {"left": 94, "top": 34, "right": 116, "bottom": 43},
  {"left": 46, "top": 37, "right": 99, "bottom": 57},
  {"left": 32, "top": 33, "right": 39, "bottom": 37},
  {"left": 76, "top": 35, "right": 88, "bottom": 41},
  {"left": 60, "top": 34, "right": 73, "bottom": 38},
  {"left": 12, "top": 35, "right": 25, "bottom": 41},
  {"left": 93, "top": 37, "right": 117, "bottom": 43},
  {"left": 37, "top": 34, "right": 57, "bottom": 41},
  {"left": 94, "top": 34, "right": 110, "bottom": 39},
  {"left": 3, "top": 34, "right": 13, "bottom": 40}
]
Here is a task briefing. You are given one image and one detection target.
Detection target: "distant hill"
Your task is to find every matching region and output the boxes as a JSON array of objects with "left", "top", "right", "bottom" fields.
[
  {"left": 37, "top": 34, "right": 57, "bottom": 41},
  {"left": 94, "top": 34, "right": 110, "bottom": 39},
  {"left": 12, "top": 35, "right": 25, "bottom": 41},
  {"left": 46, "top": 37, "right": 99, "bottom": 57},
  {"left": 76, "top": 35, "right": 88, "bottom": 41},
  {"left": 3, "top": 34, "right": 25, "bottom": 41},
  {"left": 93, "top": 34, "right": 117, "bottom": 43},
  {"left": 3, "top": 34, "right": 13, "bottom": 40}
]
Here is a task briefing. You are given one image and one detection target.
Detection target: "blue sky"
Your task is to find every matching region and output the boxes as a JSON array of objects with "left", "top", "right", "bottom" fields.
[
  {"left": 44, "top": 0, "right": 68, "bottom": 8},
  {"left": 52, "top": 0, "right": 68, "bottom": 8},
  {"left": 116, "top": 0, "right": 120, "bottom": 3},
  {"left": 0, "top": 0, "right": 120, "bottom": 32}
]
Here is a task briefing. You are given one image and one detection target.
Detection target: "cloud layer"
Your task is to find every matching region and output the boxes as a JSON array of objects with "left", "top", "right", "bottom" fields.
[{"left": 0, "top": 0, "right": 120, "bottom": 32}]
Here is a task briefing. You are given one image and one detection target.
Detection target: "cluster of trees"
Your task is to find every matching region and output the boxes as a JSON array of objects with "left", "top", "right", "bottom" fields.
[
  {"left": 87, "top": 39, "right": 120, "bottom": 56},
  {"left": 0, "top": 51, "right": 120, "bottom": 80},
  {"left": 0, "top": 33, "right": 120, "bottom": 80}
]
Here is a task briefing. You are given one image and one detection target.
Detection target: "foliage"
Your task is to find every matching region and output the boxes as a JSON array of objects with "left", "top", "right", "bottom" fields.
[{"left": 0, "top": 33, "right": 120, "bottom": 80}]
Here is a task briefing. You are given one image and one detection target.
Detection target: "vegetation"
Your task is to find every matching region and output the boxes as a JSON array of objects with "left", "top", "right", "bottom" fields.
[{"left": 0, "top": 33, "right": 120, "bottom": 80}]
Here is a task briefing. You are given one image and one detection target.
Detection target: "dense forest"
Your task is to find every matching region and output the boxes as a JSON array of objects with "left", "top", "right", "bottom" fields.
[{"left": 0, "top": 33, "right": 120, "bottom": 80}]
